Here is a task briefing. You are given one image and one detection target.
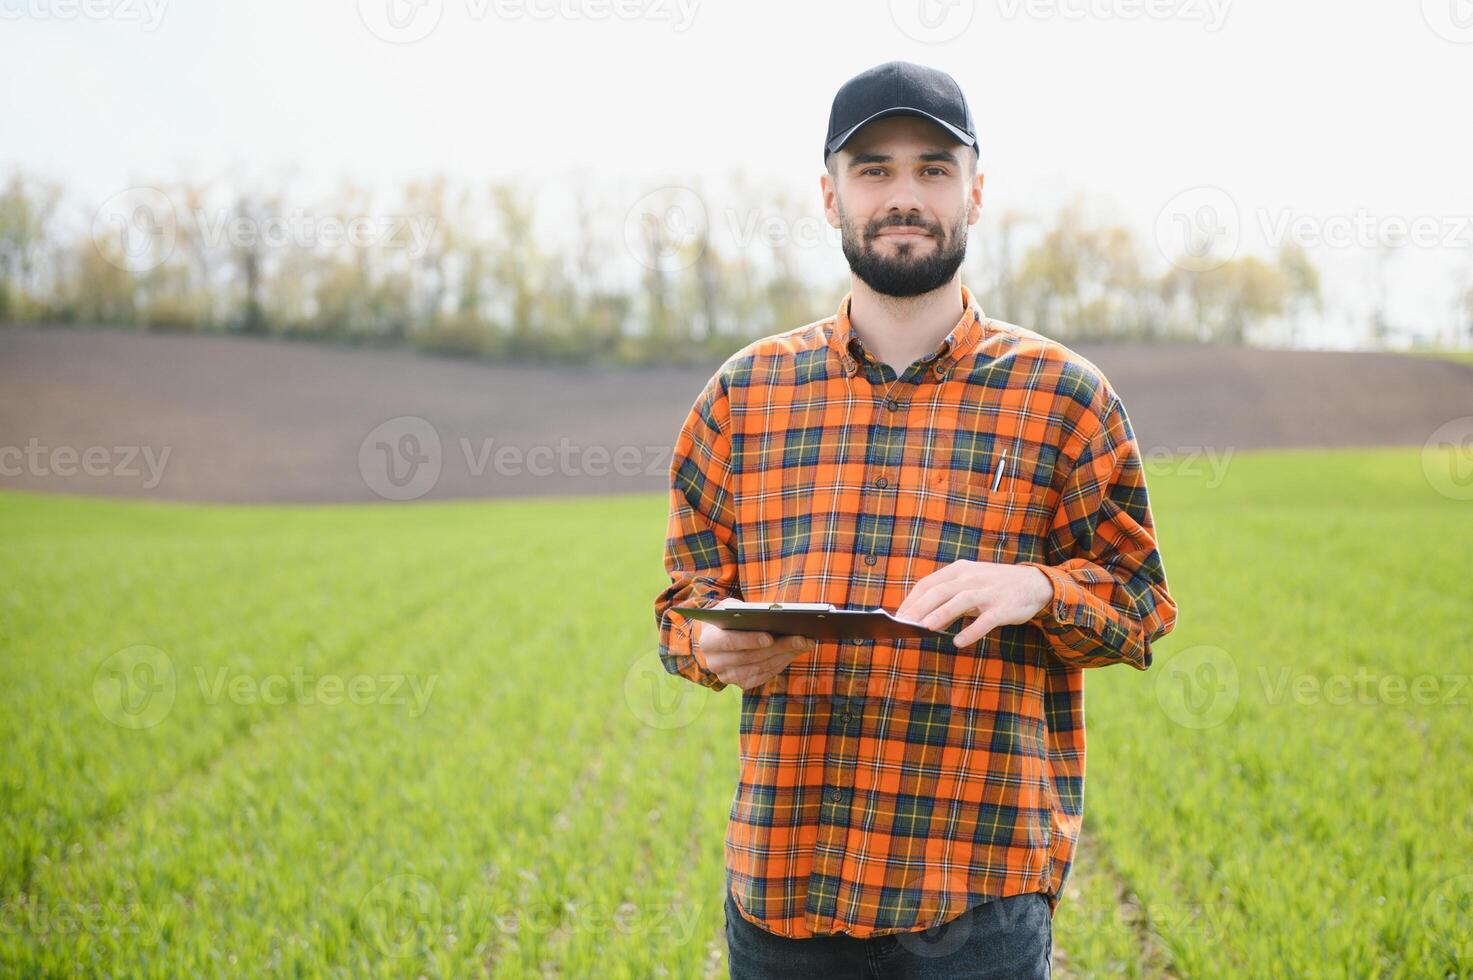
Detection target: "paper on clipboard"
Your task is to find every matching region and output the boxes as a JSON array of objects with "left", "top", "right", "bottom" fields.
[{"left": 670, "top": 600, "right": 952, "bottom": 642}]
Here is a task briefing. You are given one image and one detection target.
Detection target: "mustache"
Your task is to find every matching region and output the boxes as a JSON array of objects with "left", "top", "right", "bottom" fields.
[{"left": 867, "top": 217, "right": 942, "bottom": 238}]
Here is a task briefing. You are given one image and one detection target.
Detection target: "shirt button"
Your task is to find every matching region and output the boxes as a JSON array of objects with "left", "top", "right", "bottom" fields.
[
  {"left": 864, "top": 554, "right": 877, "bottom": 566},
  {"left": 885, "top": 398, "right": 900, "bottom": 411},
  {"left": 874, "top": 476, "right": 888, "bottom": 489},
  {"left": 828, "top": 787, "right": 843, "bottom": 803}
]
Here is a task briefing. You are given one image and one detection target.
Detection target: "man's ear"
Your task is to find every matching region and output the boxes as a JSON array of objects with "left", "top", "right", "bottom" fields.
[
  {"left": 968, "top": 170, "right": 985, "bottom": 225},
  {"left": 821, "top": 172, "right": 841, "bottom": 229}
]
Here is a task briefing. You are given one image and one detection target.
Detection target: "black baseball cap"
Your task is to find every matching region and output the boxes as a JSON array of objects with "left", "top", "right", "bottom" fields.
[{"left": 824, "top": 61, "right": 977, "bottom": 165}]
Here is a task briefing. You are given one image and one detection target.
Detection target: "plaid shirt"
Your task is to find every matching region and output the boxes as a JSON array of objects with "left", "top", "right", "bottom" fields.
[{"left": 654, "top": 282, "right": 1177, "bottom": 939}]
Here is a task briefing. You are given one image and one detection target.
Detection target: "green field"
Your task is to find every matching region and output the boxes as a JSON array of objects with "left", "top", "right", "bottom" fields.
[
  {"left": 2, "top": 447, "right": 1470, "bottom": 978},
  {"left": 1409, "top": 349, "right": 1473, "bottom": 369}
]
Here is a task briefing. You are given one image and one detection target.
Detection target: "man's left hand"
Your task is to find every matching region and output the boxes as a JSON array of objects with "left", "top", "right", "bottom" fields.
[{"left": 895, "top": 561, "right": 1055, "bottom": 648}]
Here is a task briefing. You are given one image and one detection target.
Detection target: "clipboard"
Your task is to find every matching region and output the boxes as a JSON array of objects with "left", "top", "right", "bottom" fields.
[{"left": 670, "top": 601, "right": 952, "bottom": 641}]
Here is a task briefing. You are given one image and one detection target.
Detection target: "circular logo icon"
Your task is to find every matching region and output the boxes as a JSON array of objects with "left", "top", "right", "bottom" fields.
[
  {"left": 889, "top": 0, "right": 976, "bottom": 44},
  {"left": 1154, "top": 186, "right": 1240, "bottom": 273},
  {"left": 91, "top": 187, "right": 178, "bottom": 274},
  {"left": 624, "top": 186, "right": 708, "bottom": 273},
  {"left": 1422, "top": 416, "right": 1473, "bottom": 501},
  {"left": 93, "top": 645, "right": 176, "bottom": 729},
  {"left": 1155, "top": 644, "right": 1239, "bottom": 730},
  {"left": 357, "top": 0, "right": 444, "bottom": 43},
  {"left": 1423, "top": 873, "right": 1473, "bottom": 961},
  {"left": 356, "top": 873, "right": 442, "bottom": 958},
  {"left": 623, "top": 653, "right": 709, "bottom": 729},
  {"left": 359, "top": 416, "right": 443, "bottom": 501},
  {"left": 1421, "top": 0, "right": 1473, "bottom": 43},
  {"left": 895, "top": 867, "right": 975, "bottom": 958}
]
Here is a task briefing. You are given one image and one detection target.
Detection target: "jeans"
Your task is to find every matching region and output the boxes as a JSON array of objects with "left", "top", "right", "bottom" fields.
[{"left": 724, "top": 887, "right": 1051, "bottom": 980}]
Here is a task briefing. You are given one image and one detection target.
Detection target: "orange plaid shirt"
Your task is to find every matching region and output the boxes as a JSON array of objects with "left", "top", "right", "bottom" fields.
[{"left": 654, "top": 282, "right": 1177, "bottom": 939}]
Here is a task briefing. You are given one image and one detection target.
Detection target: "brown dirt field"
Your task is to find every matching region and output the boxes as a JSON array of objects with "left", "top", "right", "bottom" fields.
[{"left": 1, "top": 324, "right": 1469, "bottom": 503}]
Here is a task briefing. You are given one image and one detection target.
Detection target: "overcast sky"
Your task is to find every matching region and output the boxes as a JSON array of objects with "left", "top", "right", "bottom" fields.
[{"left": 4, "top": 0, "right": 1471, "bottom": 345}]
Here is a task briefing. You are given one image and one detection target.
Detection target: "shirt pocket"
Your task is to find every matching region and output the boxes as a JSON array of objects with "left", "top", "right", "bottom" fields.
[{"left": 930, "top": 469, "right": 1043, "bottom": 565}]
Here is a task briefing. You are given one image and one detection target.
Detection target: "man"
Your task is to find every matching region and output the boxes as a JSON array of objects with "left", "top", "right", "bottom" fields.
[{"left": 654, "top": 60, "right": 1177, "bottom": 979}]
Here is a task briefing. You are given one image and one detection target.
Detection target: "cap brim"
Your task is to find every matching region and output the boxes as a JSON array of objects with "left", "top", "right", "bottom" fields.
[{"left": 825, "top": 107, "right": 976, "bottom": 158}]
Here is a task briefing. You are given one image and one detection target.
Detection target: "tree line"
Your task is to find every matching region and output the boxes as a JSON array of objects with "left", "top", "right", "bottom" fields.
[{"left": 0, "top": 169, "right": 1338, "bottom": 363}]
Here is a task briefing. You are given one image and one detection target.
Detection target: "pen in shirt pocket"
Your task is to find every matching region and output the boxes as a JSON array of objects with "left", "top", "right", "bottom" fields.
[{"left": 990, "top": 439, "right": 1016, "bottom": 492}]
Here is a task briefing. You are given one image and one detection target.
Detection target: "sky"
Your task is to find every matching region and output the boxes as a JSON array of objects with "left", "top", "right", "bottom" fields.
[{"left": 3, "top": 0, "right": 1472, "bottom": 346}]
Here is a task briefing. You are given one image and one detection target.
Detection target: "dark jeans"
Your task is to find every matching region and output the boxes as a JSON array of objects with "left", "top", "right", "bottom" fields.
[{"left": 725, "top": 887, "right": 1051, "bottom": 980}]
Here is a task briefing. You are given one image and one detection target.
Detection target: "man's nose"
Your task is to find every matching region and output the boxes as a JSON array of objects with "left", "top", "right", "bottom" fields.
[{"left": 880, "top": 169, "right": 929, "bottom": 213}]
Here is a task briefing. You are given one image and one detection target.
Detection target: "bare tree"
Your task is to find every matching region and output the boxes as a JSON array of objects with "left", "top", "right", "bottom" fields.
[
  {"left": 1277, "top": 242, "right": 1321, "bottom": 347},
  {"left": 0, "top": 172, "right": 63, "bottom": 321}
]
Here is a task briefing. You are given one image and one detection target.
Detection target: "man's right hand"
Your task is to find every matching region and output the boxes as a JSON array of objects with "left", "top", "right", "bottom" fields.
[{"left": 695, "top": 597, "right": 815, "bottom": 690}]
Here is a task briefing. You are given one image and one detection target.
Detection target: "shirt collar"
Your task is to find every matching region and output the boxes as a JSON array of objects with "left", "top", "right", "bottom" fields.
[{"left": 827, "top": 282, "right": 987, "bottom": 381}]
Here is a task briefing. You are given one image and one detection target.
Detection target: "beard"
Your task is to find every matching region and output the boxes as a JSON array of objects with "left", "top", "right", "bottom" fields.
[{"left": 839, "top": 200, "right": 969, "bottom": 298}]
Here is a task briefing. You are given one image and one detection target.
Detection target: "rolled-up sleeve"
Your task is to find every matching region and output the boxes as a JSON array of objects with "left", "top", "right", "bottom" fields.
[
  {"left": 1022, "top": 389, "right": 1177, "bottom": 670},
  {"left": 654, "top": 370, "right": 743, "bottom": 691}
]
